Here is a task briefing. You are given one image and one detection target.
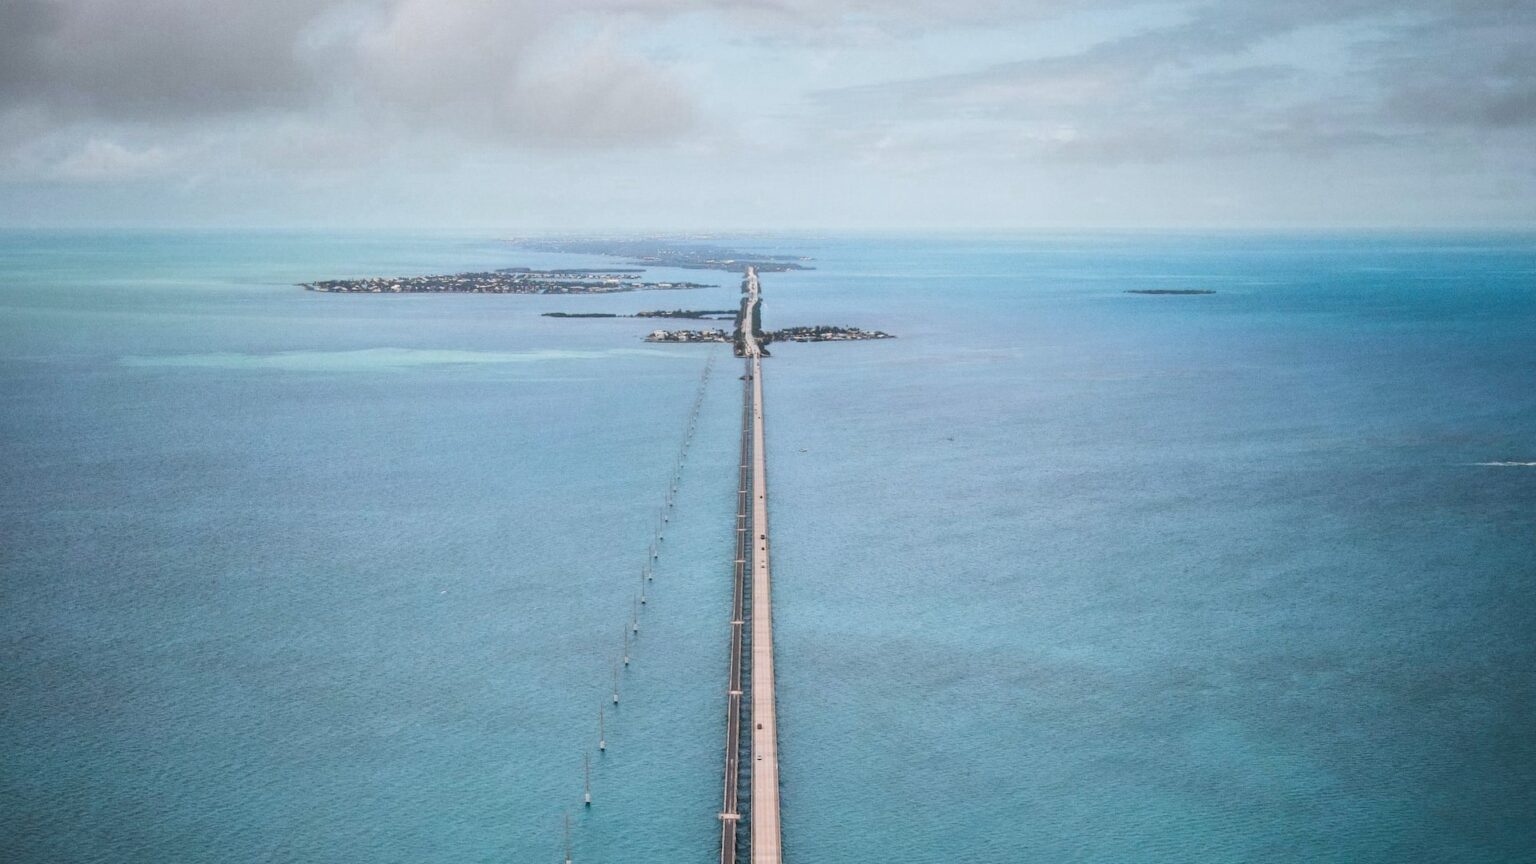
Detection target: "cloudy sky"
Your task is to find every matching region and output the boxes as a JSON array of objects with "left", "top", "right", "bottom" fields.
[{"left": 1, "top": 0, "right": 1532, "bottom": 230}]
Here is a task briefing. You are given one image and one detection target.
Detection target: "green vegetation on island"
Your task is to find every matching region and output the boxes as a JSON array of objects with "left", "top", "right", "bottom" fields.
[
  {"left": 644, "top": 329, "right": 732, "bottom": 343},
  {"left": 767, "top": 326, "right": 894, "bottom": 342},
  {"left": 637, "top": 309, "right": 738, "bottom": 319}
]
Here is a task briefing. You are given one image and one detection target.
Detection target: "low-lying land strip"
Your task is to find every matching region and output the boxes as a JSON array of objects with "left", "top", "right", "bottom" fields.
[
  {"left": 507, "top": 238, "right": 814, "bottom": 273},
  {"left": 302, "top": 269, "right": 712, "bottom": 294},
  {"left": 637, "top": 309, "right": 738, "bottom": 319},
  {"left": 543, "top": 309, "right": 737, "bottom": 320},
  {"left": 646, "top": 329, "right": 732, "bottom": 343},
  {"left": 647, "top": 326, "right": 895, "bottom": 344},
  {"left": 771, "top": 325, "right": 893, "bottom": 342}
]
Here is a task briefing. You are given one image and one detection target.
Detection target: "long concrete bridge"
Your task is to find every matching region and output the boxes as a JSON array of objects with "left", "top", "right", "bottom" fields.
[{"left": 720, "top": 267, "right": 782, "bottom": 864}]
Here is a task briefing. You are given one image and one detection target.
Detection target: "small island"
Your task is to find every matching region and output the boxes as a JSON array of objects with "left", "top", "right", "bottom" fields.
[
  {"left": 1125, "top": 289, "right": 1216, "bottom": 295},
  {"left": 637, "top": 309, "right": 738, "bottom": 320},
  {"left": 646, "top": 329, "right": 732, "bottom": 343},
  {"left": 646, "top": 325, "right": 894, "bottom": 344},
  {"left": 303, "top": 269, "right": 713, "bottom": 294},
  {"left": 768, "top": 326, "right": 894, "bottom": 342}
]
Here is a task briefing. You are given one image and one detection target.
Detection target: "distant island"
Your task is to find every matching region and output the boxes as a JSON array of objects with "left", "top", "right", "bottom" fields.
[
  {"left": 499, "top": 267, "right": 644, "bottom": 274},
  {"left": 303, "top": 269, "right": 713, "bottom": 294},
  {"left": 1125, "top": 289, "right": 1217, "bottom": 295},
  {"left": 506, "top": 238, "right": 813, "bottom": 273}
]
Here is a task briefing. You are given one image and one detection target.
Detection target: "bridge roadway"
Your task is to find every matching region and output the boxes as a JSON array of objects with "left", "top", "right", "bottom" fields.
[
  {"left": 746, "top": 348, "right": 780, "bottom": 864},
  {"left": 718, "top": 266, "right": 781, "bottom": 864},
  {"left": 742, "top": 267, "right": 783, "bottom": 864}
]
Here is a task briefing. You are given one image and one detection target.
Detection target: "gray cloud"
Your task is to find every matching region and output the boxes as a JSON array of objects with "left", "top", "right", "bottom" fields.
[
  {"left": 0, "top": 0, "right": 1530, "bottom": 227},
  {"left": 0, "top": 0, "right": 700, "bottom": 145},
  {"left": 0, "top": 1, "right": 56, "bottom": 94},
  {"left": 1374, "top": 13, "right": 1536, "bottom": 130},
  {"left": 0, "top": 0, "right": 1125, "bottom": 128},
  {"left": 808, "top": 0, "right": 1536, "bottom": 165},
  {"left": 348, "top": 1, "right": 696, "bottom": 145},
  {"left": 0, "top": 0, "right": 328, "bottom": 119}
]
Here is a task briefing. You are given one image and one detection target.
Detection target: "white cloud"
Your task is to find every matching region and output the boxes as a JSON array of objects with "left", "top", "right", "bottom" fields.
[{"left": 53, "top": 138, "right": 173, "bottom": 181}]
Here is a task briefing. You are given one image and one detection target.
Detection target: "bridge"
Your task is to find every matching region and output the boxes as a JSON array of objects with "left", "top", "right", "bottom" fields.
[{"left": 720, "top": 267, "right": 782, "bottom": 864}]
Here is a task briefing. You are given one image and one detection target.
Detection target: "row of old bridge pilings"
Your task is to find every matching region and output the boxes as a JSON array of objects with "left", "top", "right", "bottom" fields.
[
  {"left": 719, "top": 357, "right": 754, "bottom": 864},
  {"left": 559, "top": 348, "right": 717, "bottom": 863}
]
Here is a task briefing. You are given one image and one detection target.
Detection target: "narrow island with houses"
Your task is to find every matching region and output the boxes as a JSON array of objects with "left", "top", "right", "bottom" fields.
[
  {"left": 646, "top": 329, "right": 732, "bottom": 344},
  {"left": 770, "top": 325, "right": 894, "bottom": 342},
  {"left": 506, "top": 238, "right": 814, "bottom": 273},
  {"left": 644, "top": 326, "right": 893, "bottom": 344},
  {"left": 303, "top": 269, "right": 712, "bottom": 294}
]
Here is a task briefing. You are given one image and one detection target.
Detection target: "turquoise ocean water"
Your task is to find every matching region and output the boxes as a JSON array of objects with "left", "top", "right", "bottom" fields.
[{"left": 2, "top": 232, "right": 1533, "bottom": 862}]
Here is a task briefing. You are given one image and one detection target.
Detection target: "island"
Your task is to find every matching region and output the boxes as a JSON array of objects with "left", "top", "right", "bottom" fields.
[
  {"left": 637, "top": 309, "right": 738, "bottom": 320},
  {"left": 505, "top": 238, "right": 813, "bottom": 273},
  {"left": 303, "top": 269, "right": 713, "bottom": 294},
  {"left": 645, "top": 329, "right": 732, "bottom": 343},
  {"left": 1125, "top": 289, "right": 1216, "bottom": 295},
  {"left": 767, "top": 326, "right": 894, "bottom": 342},
  {"left": 544, "top": 308, "right": 737, "bottom": 320},
  {"left": 645, "top": 326, "right": 894, "bottom": 345}
]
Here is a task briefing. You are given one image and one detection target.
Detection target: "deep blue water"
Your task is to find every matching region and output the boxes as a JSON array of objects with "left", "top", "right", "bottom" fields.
[{"left": 2, "top": 231, "right": 1533, "bottom": 863}]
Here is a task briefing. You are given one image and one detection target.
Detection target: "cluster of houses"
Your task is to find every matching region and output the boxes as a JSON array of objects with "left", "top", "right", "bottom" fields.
[
  {"left": 768, "top": 326, "right": 894, "bottom": 342},
  {"left": 645, "top": 325, "right": 894, "bottom": 345},
  {"left": 644, "top": 329, "right": 732, "bottom": 343}
]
